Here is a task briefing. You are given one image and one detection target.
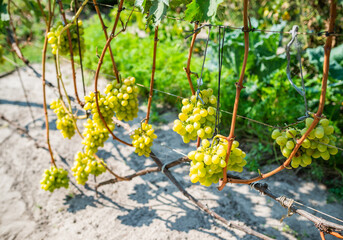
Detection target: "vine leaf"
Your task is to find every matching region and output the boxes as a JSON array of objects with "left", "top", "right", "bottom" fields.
[
  {"left": 184, "top": 0, "right": 223, "bottom": 22},
  {"left": 135, "top": 0, "right": 169, "bottom": 26},
  {"left": 147, "top": 0, "right": 169, "bottom": 26}
]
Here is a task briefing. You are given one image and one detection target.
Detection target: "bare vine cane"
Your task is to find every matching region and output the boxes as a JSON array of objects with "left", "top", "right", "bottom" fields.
[
  {"left": 145, "top": 26, "right": 159, "bottom": 124},
  {"left": 218, "top": 0, "right": 250, "bottom": 191},
  {"left": 196, "top": 26, "right": 211, "bottom": 104},
  {"left": 213, "top": 26, "right": 226, "bottom": 137},
  {"left": 226, "top": 1, "right": 337, "bottom": 185},
  {"left": 93, "top": 0, "right": 120, "bottom": 82},
  {"left": 57, "top": 0, "right": 84, "bottom": 107},
  {"left": 94, "top": 0, "right": 133, "bottom": 147},
  {"left": 74, "top": 0, "right": 86, "bottom": 97},
  {"left": 184, "top": 22, "right": 200, "bottom": 95},
  {"left": 41, "top": 0, "right": 57, "bottom": 167},
  {"left": 286, "top": 25, "right": 308, "bottom": 119}
]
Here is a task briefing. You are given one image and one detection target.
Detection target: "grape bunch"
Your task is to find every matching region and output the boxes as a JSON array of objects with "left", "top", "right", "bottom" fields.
[
  {"left": 71, "top": 151, "right": 107, "bottom": 185},
  {"left": 104, "top": 77, "right": 139, "bottom": 121},
  {"left": 47, "top": 20, "right": 84, "bottom": 55},
  {"left": 40, "top": 166, "right": 69, "bottom": 192},
  {"left": 84, "top": 91, "right": 115, "bottom": 126},
  {"left": 50, "top": 99, "right": 75, "bottom": 139},
  {"left": 131, "top": 123, "right": 157, "bottom": 157},
  {"left": 0, "top": 45, "right": 4, "bottom": 64},
  {"left": 173, "top": 88, "right": 220, "bottom": 143},
  {"left": 272, "top": 117, "right": 338, "bottom": 168},
  {"left": 188, "top": 138, "right": 247, "bottom": 187},
  {"left": 82, "top": 118, "right": 114, "bottom": 155}
]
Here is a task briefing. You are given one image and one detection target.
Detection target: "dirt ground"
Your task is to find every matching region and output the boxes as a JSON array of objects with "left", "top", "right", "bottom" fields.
[{"left": 0, "top": 63, "right": 342, "bottom": 240}]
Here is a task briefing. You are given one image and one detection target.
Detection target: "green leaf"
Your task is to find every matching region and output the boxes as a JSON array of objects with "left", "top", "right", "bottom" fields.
[
  {"left": 184, "top": 0, "right": 223, "bottom": 22},
  {"left": 147, "top": 0, "right": 169, "bottom": 26}
]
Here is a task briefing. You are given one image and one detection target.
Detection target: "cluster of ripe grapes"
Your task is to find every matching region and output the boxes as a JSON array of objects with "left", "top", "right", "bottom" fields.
[
  {"left": 131, "top": 123, "right": 157, "bottom": 157},
  {"left": 71, "top": 151, "right": 107, "bottom": 185},
  {"left": 104, "top": 77, "right": 139, "bottom": 122},
  {"left": 50, "top": 99, "right": 76, "bottom": 139},
  {"left": 47, "top": 20, "right": 84, "bottom": 55},
  {"left": 40, "top": 166, "right": 69, "bottom": 192},
  {"left": 272, "top": 117, "right": 338, "bottom": 168},
  {"left": 173, "top": 88, "right": 220, "bottom": 143},
  {"left": 188, "top": 138, "right": 247, "bottom": 187}
]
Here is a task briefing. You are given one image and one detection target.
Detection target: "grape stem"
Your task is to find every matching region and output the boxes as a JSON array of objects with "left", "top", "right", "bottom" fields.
[
  {"left": 41, "top": 0, "right": 57, "bottom": 168},
  {"left": 218, "top": 0, "right": 250, "bottom": 191},
  {"left": 94, "top": 0, "right": 133, "bottom": 147},
  {"left": 224, "top": 1, "right": 337, "bottom": 186},
  {"left": 145, "top": 26, "right": 159, "bottom": 124}
]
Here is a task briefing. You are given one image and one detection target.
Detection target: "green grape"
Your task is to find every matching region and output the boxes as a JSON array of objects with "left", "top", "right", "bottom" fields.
[
  {"left": 271, "top": 129, "right": 281, "bottom": 139},
  {"left": 40, "top": 166, "right": 69, "bottom": 192},
  {"left": 104, "top": 77, "right": 139, "bottom": 122},
  {"left": 188, "top": 137, "right": 247, "bottom": 187},
  {"left": 50, "top": 99, "right": 76, "bottom": 139},
  {"left": 48, "top": 20, "right": 84, "bottom": 55},
  {"left": 173, "top": 88, "right": 220, "bottom": 142},
  {"left": 272, "top": 117, "right": 338, "bottom": 168},
  {"left": 82, "top": 119, "right": 114, "bottom": 155},
  {"left": 71, "top": 151, "right": 106, "bottom": 185},
  {"left": 131, "top": 123, "right": 157, "bottom": 157}
]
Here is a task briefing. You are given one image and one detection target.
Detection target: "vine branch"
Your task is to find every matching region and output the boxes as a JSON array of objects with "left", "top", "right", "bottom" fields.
[
  {"left": 183, "top": 22, "right": 199, "bottom": 95},
  {"left": 145, "top": 26, "right": 159, "bottom": 124},
  {"left": 57, "top": 0, "right": 84, "bottom": 107},
  {"left": 93, "top": 0, "right": 120, "bottom": 82},
  {"left": 218, "top": 0, "right": 249, "bottom": 190}
]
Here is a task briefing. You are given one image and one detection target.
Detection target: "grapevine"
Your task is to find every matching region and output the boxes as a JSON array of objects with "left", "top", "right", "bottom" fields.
[
  {"left": 173, "top": 88, "right": 220, "bottom": 143},
  {"left": 28, "top": 0, "right": 343, "bottom": 238}
]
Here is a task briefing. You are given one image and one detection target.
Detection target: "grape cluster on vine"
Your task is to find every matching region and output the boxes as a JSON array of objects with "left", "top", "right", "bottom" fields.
[
  {"left": 84, "top": 91, "right": 115, "bottom": 125},
  {"left": 173, "top": 89, "right": 220, "bottom": 143},
  {"left": 50, "top": 99, "right": 76, "bottom": 139},
  {"left": 272, "top": 117, "right": 338, "bottom": 168},
  {"left": 131, "top": 122, "right": 157, "bottom": 157},
  {"left": 71, "top": 151, "right": 107, "bottom": 185},
  {"left": 47, "top": 20, "right": 84, "bottom": 55},
  {"left": 82, "top": 118, "right": 114, "bottom": 155},
  {"left": 104, "top": 77, "right": 139, "bottom": 121},
  {"left": 188, "top": 137, "right": 247, "bottom": 187},
  {"left": 40, "top": 166, "right": 69, "bottom": 192}
]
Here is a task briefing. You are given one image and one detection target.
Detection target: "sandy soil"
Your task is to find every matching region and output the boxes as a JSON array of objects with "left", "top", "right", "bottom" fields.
[{"left": 0, "top": 63, "right": 342, "bottom": 240}]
